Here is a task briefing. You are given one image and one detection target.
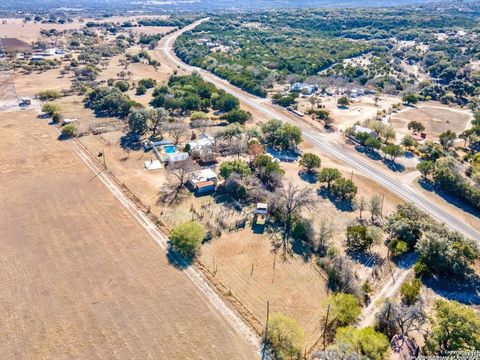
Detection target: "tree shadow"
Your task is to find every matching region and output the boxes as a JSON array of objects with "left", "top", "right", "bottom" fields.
[
  {"left": 298, "top": 171, "right": 318, "bottom": 184},
  {"left": 422, "top": 274, "right": 480, "bottom": 305},
  {"left": 382, "top": 159, "right": 406, "bottom": 173},
  {"left": 57, "top": 134, "right": 72, "bottom": 141},
  {"left": 346, "top": 250, "right": 383, "bottom": 268},
  {"left": 355, "top": 145, "right": 383, "bottom": 161},
  {"left": 390, "top": 252, "right": 418, "bottom": 269},
  {"left": 419, "top": 178, "right": 480, "bottom": 219},
  {"left": 120, "top": 132, "right": 142, "bottom": 151},
  {"left": 166, "top": 245, "right": 194, "bottom": 270},
  {"left": 317, "top": 188, "right": 355, "bottom": 212},
  {"left": 291, "top": 237, "right": 314, "bottom": 262}
]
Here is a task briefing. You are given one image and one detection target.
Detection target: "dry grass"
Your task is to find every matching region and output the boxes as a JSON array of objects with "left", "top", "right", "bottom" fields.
[
  {"left": 390, "top": 103, "right": 472, "bottom": 140},
  {"left": 0, "top": 110, "right": 257, "bottom": 360}
]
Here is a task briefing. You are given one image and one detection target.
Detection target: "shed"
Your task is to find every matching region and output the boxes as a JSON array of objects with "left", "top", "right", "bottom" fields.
[
  {"left": 254, "top": 203, "right": 268, "bottom": 225},
  {"left": 188, "top": 168, "right": 218, "bottom": 193}
]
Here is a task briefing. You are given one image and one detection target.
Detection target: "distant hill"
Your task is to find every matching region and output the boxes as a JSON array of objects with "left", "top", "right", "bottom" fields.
[{"left": 2, "top": 0, "right": 477, "bottom": 13}]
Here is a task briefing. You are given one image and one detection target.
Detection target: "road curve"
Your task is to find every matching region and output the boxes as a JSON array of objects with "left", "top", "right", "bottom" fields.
[{"left": 161, "top": 20, "right": 480, "bottom": 243}]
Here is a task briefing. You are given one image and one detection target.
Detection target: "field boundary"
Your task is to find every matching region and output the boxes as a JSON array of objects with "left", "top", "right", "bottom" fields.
[{"left": 71, "top": 136, "right": 264, "bottom": 350}]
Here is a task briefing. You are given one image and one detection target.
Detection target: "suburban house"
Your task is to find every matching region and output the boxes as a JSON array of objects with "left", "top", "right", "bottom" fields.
[
  {"left": 187, "top": 134, "right": 215, "bottom": 152},
  {"left": 290, "top": 82, "right": 317, "bottom": 95},
  {"left": 187, "top": 168, "right": 218, "bottom": 194},
  {"left": 351, "top": 124, "right": 379, "bottom": 138}
]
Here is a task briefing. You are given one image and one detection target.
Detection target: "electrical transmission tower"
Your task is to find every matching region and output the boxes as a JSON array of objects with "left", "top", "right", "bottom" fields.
[{"left": 0, "top": 37, "right": 19, "bottom": 110}]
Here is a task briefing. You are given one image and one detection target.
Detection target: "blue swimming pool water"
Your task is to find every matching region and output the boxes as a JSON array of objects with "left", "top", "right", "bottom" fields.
[{"left": 163, "top": 145, "right": 177, "bottom": 154}]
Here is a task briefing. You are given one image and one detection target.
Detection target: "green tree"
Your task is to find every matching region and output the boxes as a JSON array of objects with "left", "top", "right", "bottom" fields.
[
  {"left": 334, "top": 327, "right": 389, "bottom": 360},
  {"left": 326, "top": 293, "right": 362, "bottom": 328},
  {"left": 169, "top": 221, "right": 205, "bottom": 258},
  {"left": 317, "top": 168, "right": 341, "bottom": 189},
  {"left": 253, "top": 154, "right": 284, "bottom": 187},
  {"left": 402, "top": 93, "right": 419, "bottom": 105},
  {"left": 407, "top": 120, "right": 425, "bottom": 134},
  {"left": 416, "top": 229, "right": 478, "bottom": 279},
  {"left": 265, "top": 313, "right": 304, "bottom": 360},
  {"left": 214, "top": 92, "right": 239, "bottom": 112},
  {"left": 365, "top": 136, "right": 382, "bottom": 151},
  {"left": 261, "top": 119, "right": 302, "bottom": 151},
  {"left": 331, "top": 178, "right": 357, "bottom": 202},
  {"left": 417, "top": 160, "right": 434, "bottom": 179},
  {"left": 299, "top": 153, "right": 321, "bottom": 174},
  {"left": 128, "top": 108, "right": 151, "bottom": 135},
  {"left": 439, "top": 130, "right": 457, "bottom": 150},
  {"left": 426, "top": 299, "right": 480, "bottom": 354},
  {"left": 220, "top": 109, "right": 251, "bottom": 124},
  {"left": 346, "top": 225, "right": 382, "bottom": 253},
  {"left": 219, "top": 159, "right": 251, "bottom": 178},
  {"left": 400, "top": 278, "right": 422, "bottom": 305},
  {"left": 337, "top": 96, "right": 350, "bottom": 107},
  {"left": 382, "top": 144, "right": 403, "bottom": 162}
]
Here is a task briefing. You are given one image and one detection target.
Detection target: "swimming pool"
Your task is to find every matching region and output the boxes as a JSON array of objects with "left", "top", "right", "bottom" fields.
[{"left": 162, "top": 145, "right": 177, "bottom": 154}]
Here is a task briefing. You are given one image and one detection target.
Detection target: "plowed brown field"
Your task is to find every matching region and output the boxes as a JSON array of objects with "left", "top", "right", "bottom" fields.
[{"left": 0, "top": 111, "right": 256, "bottom": 360}]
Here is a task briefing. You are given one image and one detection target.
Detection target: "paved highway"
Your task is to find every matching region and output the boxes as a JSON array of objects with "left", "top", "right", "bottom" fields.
[{"left": 161, "top": 20, "right": 480, "bottom": 242}]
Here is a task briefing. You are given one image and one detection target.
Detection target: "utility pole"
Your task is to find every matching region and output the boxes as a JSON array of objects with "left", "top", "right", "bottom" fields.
[
  {"left": 322, "top": 304, "right": 331, "bottom": 349},
  {"left": 262, "top": 300, "right": 270, "bottom": 360}
]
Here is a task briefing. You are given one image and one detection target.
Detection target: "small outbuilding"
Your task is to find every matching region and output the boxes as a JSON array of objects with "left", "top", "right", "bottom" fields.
[
  {"left": 188, "top": 168, "right": 218, "bottom": 194},
  {"left": 254, "top": 203, "right": 268, "bottom": 225}
]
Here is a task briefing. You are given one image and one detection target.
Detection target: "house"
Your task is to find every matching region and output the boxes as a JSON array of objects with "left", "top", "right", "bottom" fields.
[
  {"left": 187, "top": 134, "right": 214, "bottom": 152},
  {"left": 290, "top": 82, "right": 317, "bottom": 95},
  {"left": 188, "top": 168, "right": 218, "bottom": 194},
  {"left": 164, "top": 152, "right": 189, "bottom": 164},
  {"left": 352, "top": 125, "right": 379, "bottom": 138}
]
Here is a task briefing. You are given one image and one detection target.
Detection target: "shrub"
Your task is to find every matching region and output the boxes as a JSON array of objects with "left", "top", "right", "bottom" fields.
[
  {"left": 400, "top": 279, "right": 422, "bottom": 305},
  {"left": 334, "top": 326, "right": 389, "bottom": 360},
  {"left": 42, "top": 103, "right": 61, "bottom": 115},
  {"left": 115, "top": 80, "right": 130, "bottom": 92},
  {"left": 61, "top": 124, "right": 78, "bottom": 137},
  {"left": 136, "top": 85, "right": 147, "bottom": 95},
  {"left": 169, "top": 221, "right": 205, "bottom": 258},
  {"left": 38, "top": 89, "right": 60, "bottom": 101}
]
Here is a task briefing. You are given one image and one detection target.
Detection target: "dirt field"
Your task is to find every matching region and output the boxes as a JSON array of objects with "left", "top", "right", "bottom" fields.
[
  {"left": 295, "top": 94, "right": 401, "bottom": 131},
  {"left": 13, "top": 68, "right": 72, "bottom": 98},
  {"left": 200, "top": 230, "right": 327, "bottom": 349},
  {"left": 390, "top": 103, "right": 472, "bottom": 140},
  {"left": 0, "top": 16, "right": 173, "bottom": 43},
  {"left": 0, "top": 110, "right": 257, "bottom": 360}
]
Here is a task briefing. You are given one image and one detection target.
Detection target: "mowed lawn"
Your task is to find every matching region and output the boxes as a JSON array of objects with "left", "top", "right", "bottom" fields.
[{"left": 0, "top": 111, "right": 256, "bottom": 360}]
